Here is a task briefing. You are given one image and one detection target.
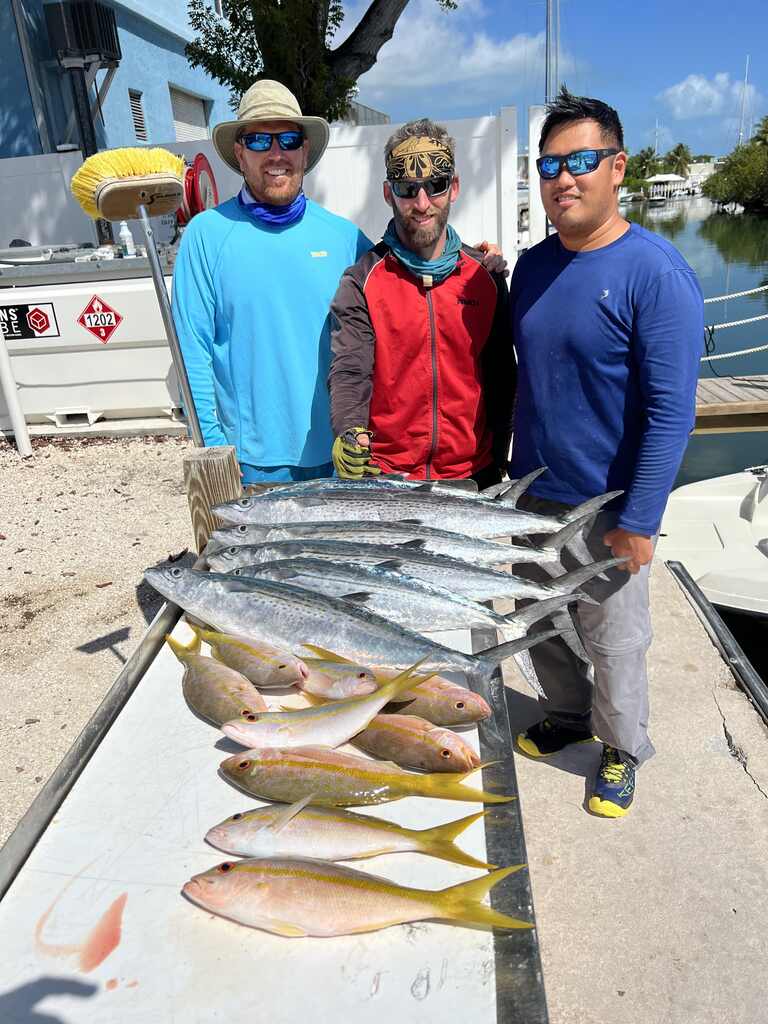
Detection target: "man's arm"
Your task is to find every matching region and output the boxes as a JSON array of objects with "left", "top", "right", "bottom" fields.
[
  {"left": 171, "top": 222, "right": 229, "bottom": 448},
  {"left": 328, "top": 261, "right": 377, "bottom": 437},
  {"left": 481, "top": 271, "right": 517, "bottom": 473},
  {"left": 608, "top": 268, "right": 703, "bottom": 570}
]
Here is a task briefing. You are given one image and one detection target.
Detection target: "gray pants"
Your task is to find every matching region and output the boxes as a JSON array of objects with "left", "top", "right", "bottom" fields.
[{"left": 515, "top": 493, "right": 656, "bottom": 766}]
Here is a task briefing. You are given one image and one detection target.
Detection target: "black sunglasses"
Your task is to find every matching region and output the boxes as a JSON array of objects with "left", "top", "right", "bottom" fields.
[
  {"left": 389, "top": 175, "right": 453, "bottom": 199},
  {"left": 536, "top": 148, "right": 619, "bottom": 180},
  {"left": 239, "top": 130, "right": 305, "bottom": 152}
]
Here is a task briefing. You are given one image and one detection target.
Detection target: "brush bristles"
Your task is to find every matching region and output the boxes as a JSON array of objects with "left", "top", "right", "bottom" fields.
[{"left": 71, "top": 147, "right": 185, "bottom": 218}]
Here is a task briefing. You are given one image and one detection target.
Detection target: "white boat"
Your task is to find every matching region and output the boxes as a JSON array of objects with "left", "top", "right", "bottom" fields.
[{"left": 657, "top": 465, "right": 768, "bottom": 616}]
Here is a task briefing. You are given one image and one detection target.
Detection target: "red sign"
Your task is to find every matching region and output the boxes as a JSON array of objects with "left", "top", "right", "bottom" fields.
[
  {"left": 77, "top": 295, "right": 123, "bottom": 344},
  {"left": 27, "top": 308, "right": 50, "bottom": 333}
]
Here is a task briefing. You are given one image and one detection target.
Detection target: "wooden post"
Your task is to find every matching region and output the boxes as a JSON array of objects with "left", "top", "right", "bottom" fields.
[{"left": 183, "top": 446, "right": 241, "bottom": 554}]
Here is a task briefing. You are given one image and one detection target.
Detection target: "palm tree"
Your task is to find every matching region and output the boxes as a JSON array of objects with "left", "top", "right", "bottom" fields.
[
  {"left": 635, "top": 146, "right": 658, "bottom": 178},
  {"left": 664, "top": 143, "right": 693, "bottom": 178},
  {"left": 751, "top": 115, "right": 768, "bottom": 146}
]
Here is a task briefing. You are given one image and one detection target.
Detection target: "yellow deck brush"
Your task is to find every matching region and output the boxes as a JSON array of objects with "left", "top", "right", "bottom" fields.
[
  {"left": 69, "top": 147, "right": 203, "bottom": 445},
  {"left": 70, "top": 147, "right": 185, "bottom": 220}
]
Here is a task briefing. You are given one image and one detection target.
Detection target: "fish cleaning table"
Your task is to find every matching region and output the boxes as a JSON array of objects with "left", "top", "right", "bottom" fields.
[{"left": 0, "top": 611, "right": 548, "bottom": 1023}]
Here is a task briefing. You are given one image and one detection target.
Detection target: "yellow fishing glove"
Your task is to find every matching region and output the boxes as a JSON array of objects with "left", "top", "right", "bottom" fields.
[{"left": 332, "top": 427, "right": 381, "bottom": 479}]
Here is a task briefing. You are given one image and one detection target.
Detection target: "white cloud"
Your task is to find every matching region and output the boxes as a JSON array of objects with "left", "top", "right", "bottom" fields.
[
  {"left": 334, "top": 0, "right": 578, "bottom": 113},
  {"left": 659, "top": 72, "right": 763, "bottom": 121}
]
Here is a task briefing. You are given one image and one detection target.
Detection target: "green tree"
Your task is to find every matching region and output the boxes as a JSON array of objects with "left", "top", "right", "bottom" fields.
[
  {"left": 626, "top": 146, "right": 658, "bottom": 179},
  {"left": 186, "top": 0, "right": 458, "bottom": 121},
  {"left": 751, "top": 115, "right": 768, "bottom": 146},
  {"left": 663, "top": 143, "right": 692, "bottom": 178},
  {"left": 702, "top": 143, "right": 768, "bottom": 213}
]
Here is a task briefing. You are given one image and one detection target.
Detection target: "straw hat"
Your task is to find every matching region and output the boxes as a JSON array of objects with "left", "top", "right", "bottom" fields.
[{"left": 213, "top": 80, "right": 330, "bottom": 175}]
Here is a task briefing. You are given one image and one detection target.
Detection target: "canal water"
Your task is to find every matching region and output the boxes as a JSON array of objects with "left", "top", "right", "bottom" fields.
[
  {"left": 626, "top": 197, "right": 768, "bottom": 682},
  {"left": 625, "top": 197, "right": 768, "bottom": 484}
]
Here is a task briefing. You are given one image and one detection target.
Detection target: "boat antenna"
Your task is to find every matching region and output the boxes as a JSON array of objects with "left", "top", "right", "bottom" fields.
[{"left": 737, "top": 54, "right": 750, "bottom": 147}]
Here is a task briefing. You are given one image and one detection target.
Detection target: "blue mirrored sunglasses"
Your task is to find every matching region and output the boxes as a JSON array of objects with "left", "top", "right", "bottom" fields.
[
  {"left": 536, "top": 148, "right": 619, "bottom": 180},
  {"left": 389, "top": 175, "right": 453, "bottom": 199},
  {"left": 239, "top": 130, "right": 305, "bottom": 152}
]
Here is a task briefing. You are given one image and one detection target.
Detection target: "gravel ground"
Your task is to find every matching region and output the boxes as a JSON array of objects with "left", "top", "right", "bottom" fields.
[{"left": 0, "top": 434, "right": 195, "bottom": 846}]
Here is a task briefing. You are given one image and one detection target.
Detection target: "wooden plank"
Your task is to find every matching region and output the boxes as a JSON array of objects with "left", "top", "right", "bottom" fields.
[
  {"left": 697, "top": 378, "right": 746, "bottom": 403},
  {"left": 694, "top": 411, "right": 768, "bottom": 432},
  {"left": 183, "top": 445, "right": 241, "bottom": 553}
]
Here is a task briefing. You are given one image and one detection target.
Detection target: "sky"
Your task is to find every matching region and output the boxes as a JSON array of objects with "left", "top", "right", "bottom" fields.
[{"left": 338, "top": 0, "right": 767, "bottom": 158}]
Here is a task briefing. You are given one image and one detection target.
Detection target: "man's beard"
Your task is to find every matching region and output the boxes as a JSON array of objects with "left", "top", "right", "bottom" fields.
[
  {"left": 392, "top": 199, "right": 451, "bottom": 250},
  {"left": 245, "top": 168, "right": 303, "bottom": 206}
]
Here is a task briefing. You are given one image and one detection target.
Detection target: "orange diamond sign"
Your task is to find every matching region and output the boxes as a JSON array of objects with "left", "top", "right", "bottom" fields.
[{"left": 77, "top": 295, "right": 123, "bottom": 344}]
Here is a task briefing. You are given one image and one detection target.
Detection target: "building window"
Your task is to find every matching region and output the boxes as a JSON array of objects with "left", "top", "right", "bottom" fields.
[
  {"left": 129, "top": 89, "right": 147, "bottom": 141},
  {"left": 169, "top": 87, "right": 210, "bottom": 142}
]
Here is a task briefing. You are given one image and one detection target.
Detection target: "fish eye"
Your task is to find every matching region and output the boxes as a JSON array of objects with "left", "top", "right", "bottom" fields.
[
  {"left": 237, "top": 526, "right": 247, "bottom": 534},
  {"left": 358, "top": 672, "right": 367, "bottom": 679},
  {"left": 455, "top": 701, "right": 465, "bottom": 710},
  {"left": 242, "top": 712, "right": 258, "bottom": 722},
  {"left": 278, "top": 663, "right": 287, "bottom": 669},
  {"left": 232, "top": 813, "right": 243, "bottom": 821},
  {"left": 233, "top": 569, "right": 242, "bottom": 576},
  {"left": 170, "top": 568, "right": 182, "bottom": 578},
  {"left": 218, "top": 862, "right": 234, "bottom": 873},
  {"left": 228, "top": 547, "right": 238, "bottom": 554},
  {"left": 238, "top": 499, "right": 250, "bottom": 507},
  {"left": 440, "top": 749, "right": 452, "bottom": 759},
  {"left": 237, "top": 760, "right": 250, "bottom": 770}
]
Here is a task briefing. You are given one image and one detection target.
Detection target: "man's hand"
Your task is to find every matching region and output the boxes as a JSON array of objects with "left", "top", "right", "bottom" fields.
[
  {"left": 603, "top": 528, "right": 654, "bottom": 574},
  {"left": 474, "top": 240, "right": 509, "bottom": 277},
  {"left": 332, "top": 427, "right": 381, "bottom": 480}
]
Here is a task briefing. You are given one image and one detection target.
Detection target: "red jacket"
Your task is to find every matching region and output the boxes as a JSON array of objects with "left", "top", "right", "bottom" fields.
[{"left": 328, "top": 241, "right": 515, "bottom": 479}]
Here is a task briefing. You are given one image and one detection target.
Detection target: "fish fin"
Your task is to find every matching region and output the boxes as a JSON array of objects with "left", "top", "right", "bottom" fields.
[
  {"left": 301, "top": 644, "right": 355, "bottom": 664},
  {"left": 267, "top": 794, "right": 314, "bottom": 833},
  {"left": 375, "top": 559, "right": 405, "bottom": 571},
  {"left": 473, "top": 627, "right": 563, "bottom": 668},
  {"left": 563, "top": 489, "right": 623, "bottom": 523},
  {"left": 268, "top": 919, "right": 309, "bottom": 938},
  {"left": 340, "top": 591, "right": 374, "bottom": 604},
  {"left": 543, "top": 556, "right": 628, "bottom": 594},
  {"left": 417, "top": 811, "right": 496, "bottom": 870},
  {"left": 434, "top": 866, "right": 533, "bottom": 930},
  {"left": 380, "top": 659, "right": 436, "bottom": 702},
  {"left": 497, "top": 467, "right": 547, "bottom": 504},
  {"left": 502, "top": 593, "right": 575, "bottom": 629},
  {"left": 165, "top": 632, "right": 200, "bottom": 661},
  {"left": 396, "top": 518, "right": 424, "bottom": 525},
  {"left": 396, "top": 539, "right": 427, "bottom": 549},
  {"left": 424, "top": 772, "right": 514, "bottom": 805}
]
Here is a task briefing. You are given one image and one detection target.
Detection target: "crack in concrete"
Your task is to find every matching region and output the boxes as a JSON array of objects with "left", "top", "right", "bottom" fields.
[{"left": 713, "top": 689, "right": 768, "bottom": 799}]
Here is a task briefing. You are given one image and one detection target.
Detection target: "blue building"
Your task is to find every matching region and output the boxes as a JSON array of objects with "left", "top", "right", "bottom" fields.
[{"left": 1, "top": 0, "right": 232, "bottom": 159}]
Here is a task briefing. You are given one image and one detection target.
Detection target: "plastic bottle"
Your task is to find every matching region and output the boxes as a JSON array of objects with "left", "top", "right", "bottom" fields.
[{"left": 118, "top": 220, "right": 136, "bottom": 257}]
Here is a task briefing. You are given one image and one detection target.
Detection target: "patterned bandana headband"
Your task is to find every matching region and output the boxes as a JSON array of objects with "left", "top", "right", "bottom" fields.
[{"left": 386, "top": 135, "right": 454, "bottom": 181}]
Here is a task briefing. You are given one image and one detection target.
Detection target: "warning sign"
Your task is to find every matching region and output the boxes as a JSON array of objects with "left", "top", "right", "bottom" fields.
[
  {"left": 77, "top": 295, "right": 123, "bottom": 344},
  {"left": 0, "top": 303, "right": 60, "bottom": 340}
]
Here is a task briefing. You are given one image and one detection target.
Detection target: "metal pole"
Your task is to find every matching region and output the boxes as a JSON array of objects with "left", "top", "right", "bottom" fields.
[
  {"left": 137, "top": 204, "right": 204, "bottom": 448},
  {"left": 545, "top": 0, "right": 553, "bottom": 102},
  {"left": 0, "top": 333, "right": 33, "bottom": 458},
  {"left": 737, "top": 54, "right": 750, "bottom": 146}
]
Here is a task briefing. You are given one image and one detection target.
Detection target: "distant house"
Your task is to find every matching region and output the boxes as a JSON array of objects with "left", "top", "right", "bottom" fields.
[{"left": 1, "top": 0, "right": 232, "bottom": 159}]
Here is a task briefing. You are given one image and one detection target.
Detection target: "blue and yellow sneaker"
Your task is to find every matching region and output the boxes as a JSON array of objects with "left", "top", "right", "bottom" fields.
[
  {"left": 517, "top": 718, "right": 596, "bottom": 758},
  {"left": 589, "top": 745, "right": 635, "bottom": 817}
]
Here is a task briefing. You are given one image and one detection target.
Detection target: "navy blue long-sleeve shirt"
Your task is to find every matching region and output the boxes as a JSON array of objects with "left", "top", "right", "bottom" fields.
[{"left": 509, "top": 223, "right": 703, "bottom": 534}]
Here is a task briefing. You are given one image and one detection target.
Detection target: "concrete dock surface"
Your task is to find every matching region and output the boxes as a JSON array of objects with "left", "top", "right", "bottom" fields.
[
  {"left": 2, "top": 436, "right": 767, "bottom": 1022},
  {"left": 502, "top": 562, "right": 768, "bottom": 1024}
]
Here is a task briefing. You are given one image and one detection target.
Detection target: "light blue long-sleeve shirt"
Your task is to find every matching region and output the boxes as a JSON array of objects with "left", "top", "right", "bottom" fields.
[{"left": 171, "top": 197, "right": 371, "bottom": 468}]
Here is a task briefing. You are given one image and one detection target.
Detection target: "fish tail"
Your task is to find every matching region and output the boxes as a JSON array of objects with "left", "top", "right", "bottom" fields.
[
  {"left": 473, "top": 627, "right": 562, "bottom": 670},
  {"left": 495, "top": 467, "right": 547, "bottom": 504},
  {"left": 563, "top": 489, "right": 623, "bottom": 523},
  {"left": 423, "top": 772, "right": 514, "bottom": 804},
  {"left": 418, "top": 811, "right": 496, "bottom": 869},
  {"left": 501, "top": 593, "right": 576, "bottom": 629},
  {"left": 380, "top": 658, "right": 434, "bottom": 701},
  {"left": 433, "top": 865, "right": 534, "bottom": 930},
  {"left": 543, "top": 556, "right": 628, "bottom": 593},
  {"left": 165, "top": 631, "right": 201, "bottom": 661}
]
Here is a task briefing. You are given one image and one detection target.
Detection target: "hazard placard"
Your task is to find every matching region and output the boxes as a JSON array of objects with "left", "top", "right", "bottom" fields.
[
  {"left": 0, "top": 302, "right": 60, "bottom": 340},
  {"left": 77, "top": 295, "right": 123, "bottom": 344}
]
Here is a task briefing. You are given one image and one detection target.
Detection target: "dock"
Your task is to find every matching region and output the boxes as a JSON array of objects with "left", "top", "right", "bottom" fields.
[{"left": 695, "top": 374, "right": 768, "bottom": 432}]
